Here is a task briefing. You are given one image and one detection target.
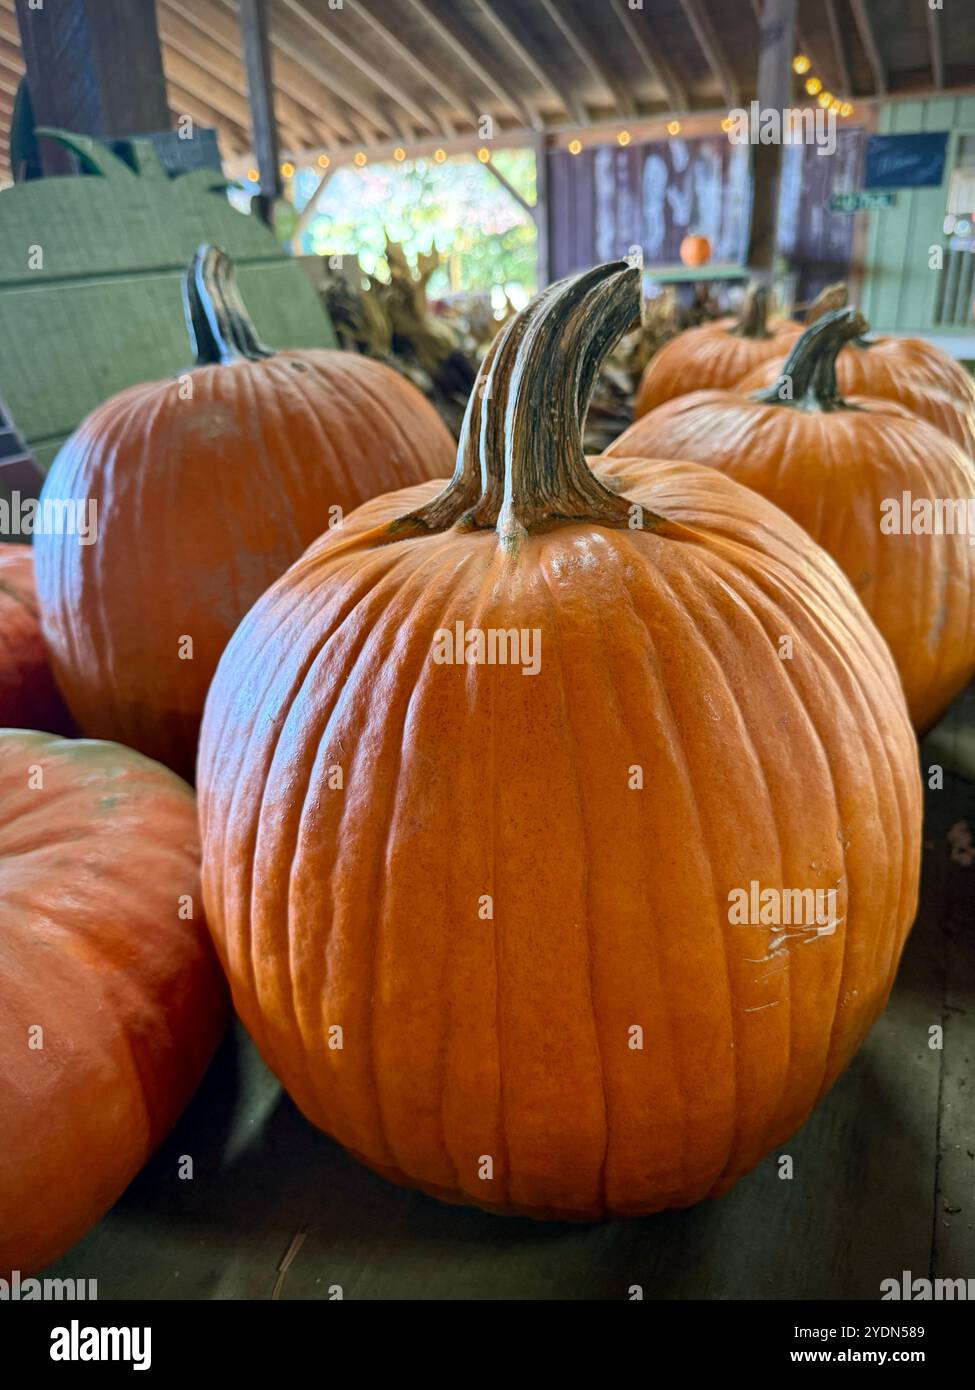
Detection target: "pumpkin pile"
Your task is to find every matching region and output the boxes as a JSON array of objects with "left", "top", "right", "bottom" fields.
[
  {"left": 4, "top": 244, "right": 969, "bottom": 1256},
  {"left": 197, "top": 264, "right": 920, "bottom": 1218},
  {"left": 611, "top": 304, "right": 975, "bottom": 732}
]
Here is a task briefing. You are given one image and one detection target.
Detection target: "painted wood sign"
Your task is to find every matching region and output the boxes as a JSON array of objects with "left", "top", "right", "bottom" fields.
[
  {"left": 0, "top": 128, "right": 334, "bottom": 491},
  {"left": 865, "top": 132, "right": 949, "bottom": 189}
]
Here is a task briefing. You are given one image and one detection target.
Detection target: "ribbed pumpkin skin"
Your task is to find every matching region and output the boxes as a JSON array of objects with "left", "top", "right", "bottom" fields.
[
  {"left": 0, "top": 730, "right": 226, "bottom": 1275},
  {"left": 608, "top": 392, "right": 975, "bottom": 731},
  {"left": 634, "top": 319, "right": 802, "bottom": 417},
  {"left": 34, "top": 350, "right": 454, "bottom": 780},
  {"left": 737, "top": 347, "right": 975, "bottom": 455},
  {"left": 0, "top": 545, "right": 73, "bottom": 734},
  {"left": 199, "top": 460, "right": 920, "bottom": 1220}
]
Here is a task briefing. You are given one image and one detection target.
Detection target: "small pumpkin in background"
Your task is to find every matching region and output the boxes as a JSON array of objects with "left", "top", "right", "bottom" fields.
[
  {"left": 634, "top": 284, "right": 801, "bottom": 417},
  {"left": 0, "top": 544, "right": 73, "bottom": 735},
  {"left": 34, "top": 245, "right": 455, "bottom": 780},
  {"left": 198, "top": 264, "right": 920, "bottom": 1220},
  {"left": 679, "top": 233, "right": 712, "bottom": 268},
  {"left": 741, "top": 281, "right": 975, "bottom": 454},
  {"left": 608, "top": 306, "right": 975, "bottom": 732},
  {"left": 0, "top": 730, "right": 226, "bottom": 1276}
]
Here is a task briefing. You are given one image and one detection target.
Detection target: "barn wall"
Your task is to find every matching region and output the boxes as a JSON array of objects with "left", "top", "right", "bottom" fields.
[
  {"left": 861, "top": 95, "right": 975, "bottom": 339},
  {"left": 547, "top": 127, "right": 866, "bottom": 307}
]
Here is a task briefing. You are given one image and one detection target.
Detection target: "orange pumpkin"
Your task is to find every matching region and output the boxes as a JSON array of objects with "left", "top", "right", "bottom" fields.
[
  {"left": 634, "top": 284, "right": 801, "bottom": 417},
  {"left": 609, "top": 306, "right": 975, "bottom": 731},
  {"left": 34, "top": 245, "right": 455, "bottom": 780},
  {"left": 0, "top": 544, "right": 73, "bottom": 735},
  {"left": 679, "top": 233, "right": 712, "bottom": 267},
  {"left": 198, "top": 264, "right": 920, "bottom": 1220},
  {"left": 740, "top": 287, "right": 975, "bottom": 455},
  {"left": 0, "top": 729, "right": 226, "bottom": 1275}
]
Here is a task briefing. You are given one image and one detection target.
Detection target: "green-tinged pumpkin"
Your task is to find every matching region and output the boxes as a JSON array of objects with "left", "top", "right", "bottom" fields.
[
  {"left": 0, "top": 730, "right": 226, "bottom": 1275},
  {"left": 198, "top": 264, "right": 920, "bottom": 1220},
  {"left": 34, "top": 245, "right": 455, "bottom": 780},
  {"left": 609, "top": 306, "right": 975, "bottom": 732}
]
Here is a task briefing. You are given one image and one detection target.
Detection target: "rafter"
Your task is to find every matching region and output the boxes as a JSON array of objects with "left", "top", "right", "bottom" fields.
[
  {"left": 537, "top": 0, "right": 635, "bottom": 118},
  {"left": 609, "top": 0, "right": 687, "bottom": 113},
  {"left": 278, "top": 0, "right": 439, "bottom": 141},
  {"left": 825, "top": 0, "right": 853, "bottom": 97},
  {"left": 849, "top": 0, "right": 886, "bottom": 95},
  {"left": 473, "top": 0, "right": 582, "bottom": 126},
  {"left": 406, "top": 0, "right": 540, "bottom": 131},
  {"left": 344, "top": 0, "right": 472, "bottom": 134},
  {"left": 679, "top": 0, "right": 739, "bottom": 109},
  {"left": 926, "top": 3, "right": 943, "bottom": 91}
]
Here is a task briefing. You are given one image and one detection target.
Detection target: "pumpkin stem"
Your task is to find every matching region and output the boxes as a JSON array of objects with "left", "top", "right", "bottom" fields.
[
  {"left": 729, "top": 284, "right": 771, "bottom": 339},
  {"left": 389, "top": 262, "right": 665, "bottom": 545},
  {"left": 804, "top": 281, "right": 848, "bottom": 324},
  {"left": 182, "top": 244, "right": 273, "bottom": 366},
  {"left": 751, "top": 306, "right": 868, "bottom": 413}
]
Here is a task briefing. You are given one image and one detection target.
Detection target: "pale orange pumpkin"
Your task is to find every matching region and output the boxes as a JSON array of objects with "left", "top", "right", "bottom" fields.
[
  {"left": 34, "top": 245, "right": 455, "bottom": 780},
  {"left": 198, "top": 264, "right": 920, "bottom": 1220},
  {"left": 0, "top": 730, "right": 226, "bottom": 1275},
  {"left": 609, "top": 306, "right": 975, "bottom": 731},
  {"left": 634, "top": 284, "right": 801, "bottom": 417}
]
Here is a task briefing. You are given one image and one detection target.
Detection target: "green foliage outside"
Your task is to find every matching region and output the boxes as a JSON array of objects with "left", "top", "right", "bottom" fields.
[{"left": 294, "top": 149, "right": 538, "bottom": 307}]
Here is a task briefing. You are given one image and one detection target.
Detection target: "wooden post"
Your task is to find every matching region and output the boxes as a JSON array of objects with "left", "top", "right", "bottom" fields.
[
  {"left": 746, "top": 0, "right": 797, "bottom": 279},
  {"left": 533, "top": 132, "right": 551, "bottom": 289},
  {"left": 14, "top": 0, "right": 170, "bottom": 176},
  {"left": 238, "top": 0, "right": 282, "bottom": 226}
]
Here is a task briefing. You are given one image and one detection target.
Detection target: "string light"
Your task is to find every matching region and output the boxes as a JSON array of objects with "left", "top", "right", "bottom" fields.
[
  {"left": 393, "top": 147, "right": 406, "bottom": 162},
  {"left": 805, "top": 76, "right": 822, "bottom": 96},
  {"left": 840, "top": 102, "right": 854, "bottom": 118},
  {"left": 318, "top": 154, "right": 330, "bottom": 169},
  {"left": 280, "top": 161, "right": 295, "bottom": 178},
  {"left": 354, "top": 151, "right": 367, "bottom": 167},
  {"left": 818, "top": 90, "right": 833, "bottom": 109},
  {"left": 433, "top": 148, "right": 447, "bottom": 163},
  {"left": 667, "top": 120, "right": 681, "bottom": 135},
  {"left": 568, "top": 138, "right": 583, "bottom": 155},
  {"left": 829, "top": 97, "right": 842, "bottom": 112},
  {"left": 617, "top": 130, "right": 631, "bottom": 146},
  {"left": 246, "top": 168, "right": 259, "bottom": 182},
  {"left": 476, "top": 147, "right": 491, "bottom": 162},
  {"left": 792, "top": 54, "right": 811, "bottom": 75},
  {"left": 721, "top": 116, "right": 734, "bottom": 132}
]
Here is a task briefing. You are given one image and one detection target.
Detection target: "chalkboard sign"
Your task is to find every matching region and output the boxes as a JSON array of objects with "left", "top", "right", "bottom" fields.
[{"left": 864, "top": 132, "right": 948, "bottom": 189}]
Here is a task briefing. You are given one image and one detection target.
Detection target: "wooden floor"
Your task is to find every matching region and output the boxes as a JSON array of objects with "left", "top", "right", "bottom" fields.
[{"left": 46, "top": 697, "right": 975, "bottom": 1300}]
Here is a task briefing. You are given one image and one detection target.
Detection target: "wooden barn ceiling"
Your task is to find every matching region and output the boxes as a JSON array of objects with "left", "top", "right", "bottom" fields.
[{"left": 2, "top": 0, "right": 974, "bottom": 182}]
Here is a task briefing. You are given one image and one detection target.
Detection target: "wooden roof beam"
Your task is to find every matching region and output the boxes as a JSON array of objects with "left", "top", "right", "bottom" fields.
[
  {"left": 161, "top": 0, "right": 351, "bottom": 145},
  {"left": 162, "top": 48, "right": 305, "bottom": 151},
  {"left": 849, "top": 0, "right": 887, "bottom": 95},
  {"left": 407, "top": 0, "right": 541, "bottom": 131},
  {"left": 474, "top": 0, "right": 584, "bottom": 126},
  {"left": 609, "top": 0, "right": 687, "bottom": 114},
  {"left": 825, "top": 0, "right": 853, "bottom": 97},
  {"left": 344, "top": 0, "right": 473, "bottom": 135},
  {"left": 537, "top": 0, "right": 636, "bottom": 119},
  {"left": 926, "top": 3, "right": 944, "bottom": 91},
  {"left": 165, "top": 84, "right": 248, "bottom": 154},
  {"left": 278, "top": 0, "right": 439, "bottom": 141},
  {"left": 680, "top": 0, "right": 739, "bottom": 110}
]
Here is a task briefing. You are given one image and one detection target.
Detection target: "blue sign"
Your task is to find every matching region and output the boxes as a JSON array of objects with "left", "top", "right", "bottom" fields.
[{"left": 864, "top": 133, "right": 948, "bottom": 189}]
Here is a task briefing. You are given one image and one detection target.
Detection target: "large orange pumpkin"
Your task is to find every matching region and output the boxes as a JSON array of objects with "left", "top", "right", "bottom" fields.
[
  {"left": 634, "top": 284, "right": 801, "bottom": 417},
  {"left": 198, "top": 264, "right": 920, "bottom": 1220},
  {"left": 739, "top": 287, "right": 975, "bottom": 455},
  {"left": 609, "top": 306, "right": 975, "bottom": 732},
  {"left": 34, "top": 245, "right": 455, "bottom": 780},
  {"left": 0, "top": 729, "right": 226, "bottom": 1275},
  {"left": 0, "top": 544, "right": 73, "bottom": 734}
]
